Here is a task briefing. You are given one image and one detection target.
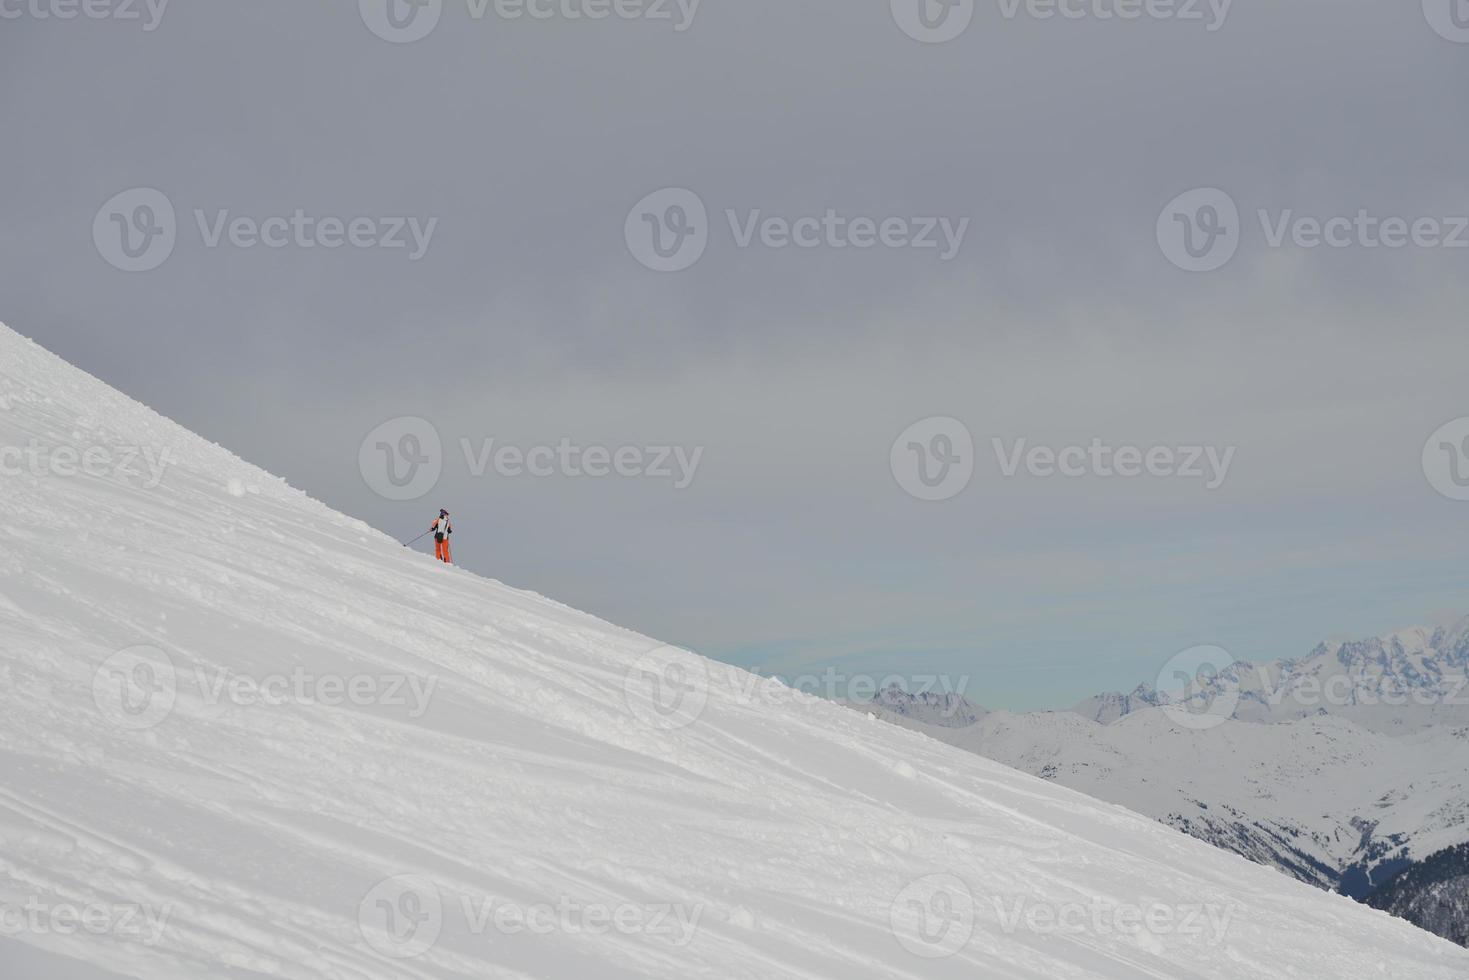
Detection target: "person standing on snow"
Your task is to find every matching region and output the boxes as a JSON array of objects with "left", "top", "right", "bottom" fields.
[{"left": 431, "top": 509, "right": 453, "bottom": 564}]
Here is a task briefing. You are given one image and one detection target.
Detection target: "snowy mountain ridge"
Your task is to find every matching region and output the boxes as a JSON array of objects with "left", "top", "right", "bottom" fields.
[
  {"left": 933, "top": 709, "right": 1469, "bottom": 888},
  {"left": 2, "top": 321, "right": 1467, "bottom": 978},
  {"left": 862, "top": 682, "right": 988, "bottom": 728},
  {"left": 1073, "top": 620, "right": 1469, "bottom": 733},
  {"left": 863, "top": 625, "right": 1469, "bottom": 947}
]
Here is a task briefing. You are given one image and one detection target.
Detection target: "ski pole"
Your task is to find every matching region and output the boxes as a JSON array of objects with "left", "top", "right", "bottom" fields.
[{"left": 403, "top": 528, "right": 433, "bottom": 547}]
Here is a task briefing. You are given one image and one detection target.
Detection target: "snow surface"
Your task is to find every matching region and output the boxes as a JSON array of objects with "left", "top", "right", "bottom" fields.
[
  {"left": 898, "top": 706, "right": 1469, "bottom": 888},
  {"left": 2, "top": 320, "right": 1467, "bottom": 978}
]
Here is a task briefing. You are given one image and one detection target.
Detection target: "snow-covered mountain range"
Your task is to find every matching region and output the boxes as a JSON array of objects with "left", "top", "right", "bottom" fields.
[
  {"left": 1073, "top": 623, "right": 1469, "bottom": 733},
  {"left": 3, "top": 321, "right": 1468, "bottom": 979},
  {"left": 862, "top": 623, "right": 1469, "bottom": 947},
  {"left": 865, "top": 682, "right": 988, "bottom": 728}
]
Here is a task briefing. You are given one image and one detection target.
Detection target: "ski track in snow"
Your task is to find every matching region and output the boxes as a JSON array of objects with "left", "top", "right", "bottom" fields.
[{"left": 1, "top": 321, "right": 1467, "bottom": 979}]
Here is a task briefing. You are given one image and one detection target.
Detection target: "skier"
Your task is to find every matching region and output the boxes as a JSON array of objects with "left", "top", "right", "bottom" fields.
[{"left": 431, "top": 509, "right": 453, "bottom": 564}]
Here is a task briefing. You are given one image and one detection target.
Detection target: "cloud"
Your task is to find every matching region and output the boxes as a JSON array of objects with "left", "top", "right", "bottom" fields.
[{"left": 3, "top": 0, "right": 1467, "bottom": 709}]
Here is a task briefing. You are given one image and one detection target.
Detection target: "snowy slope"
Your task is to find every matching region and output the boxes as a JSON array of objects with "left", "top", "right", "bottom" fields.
[
  {"left": 907, "top": 707, "right": 1469, "bottom": 892},
  {"left": 2, "top": 320, "right": 1467, "bottom": 979}
]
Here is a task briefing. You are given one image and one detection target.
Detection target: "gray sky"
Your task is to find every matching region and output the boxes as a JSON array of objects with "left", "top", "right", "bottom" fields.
[{"left": 3, "top": 0, "right": 1468, "bottom": 709}]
